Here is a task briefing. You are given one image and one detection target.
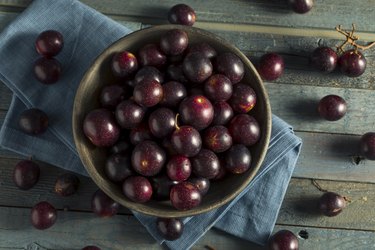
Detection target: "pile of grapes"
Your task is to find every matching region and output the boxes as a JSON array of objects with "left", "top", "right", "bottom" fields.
[{"left": 83, "top": 26, "right": 261, "bottom": 211}]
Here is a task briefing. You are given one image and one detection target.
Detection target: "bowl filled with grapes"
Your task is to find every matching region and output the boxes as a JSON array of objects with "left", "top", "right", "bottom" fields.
[{"left": 72, "top": 24, "right": 272, "bottom": 218}]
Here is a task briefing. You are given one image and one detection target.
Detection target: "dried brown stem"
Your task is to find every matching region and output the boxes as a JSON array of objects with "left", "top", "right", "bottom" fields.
[
  {"left": 335, "top": 24, "right": 375, "bottom": 53},
  {"left": 311, "top": 179, "right": 328, "bottom": 193}
]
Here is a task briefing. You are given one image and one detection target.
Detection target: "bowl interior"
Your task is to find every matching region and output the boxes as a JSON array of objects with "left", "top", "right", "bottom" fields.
[{"left": 73, "top": 24, "right": 271, "bottom": 218}]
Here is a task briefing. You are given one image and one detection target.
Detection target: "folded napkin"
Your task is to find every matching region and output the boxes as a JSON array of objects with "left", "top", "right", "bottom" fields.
[{"left": 0, "top": 0, "right": 302, "bottom": 249}]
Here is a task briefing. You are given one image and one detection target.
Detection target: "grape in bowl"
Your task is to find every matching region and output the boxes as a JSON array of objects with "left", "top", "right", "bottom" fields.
[{"left": 72, "top": 25, "right": 271, "bottom": 218}]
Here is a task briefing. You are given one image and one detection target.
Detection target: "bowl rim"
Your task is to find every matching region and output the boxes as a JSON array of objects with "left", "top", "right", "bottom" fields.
[{"left": 72, "top": 24, "right": 272, "bottom": 218}]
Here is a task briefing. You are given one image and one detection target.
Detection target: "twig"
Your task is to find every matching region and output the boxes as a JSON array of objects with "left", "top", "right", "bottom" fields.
[
  {"left": 311, "top": 179, "right": 328, "bottom": 193},
  {"left": 335, "top": 24, "right": 375, "bottom": 53}
]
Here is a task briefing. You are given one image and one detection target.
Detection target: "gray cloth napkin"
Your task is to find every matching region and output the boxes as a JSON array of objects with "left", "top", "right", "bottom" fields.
[{"left": 0, "top": 0, "right": 302, "bottom": 249}]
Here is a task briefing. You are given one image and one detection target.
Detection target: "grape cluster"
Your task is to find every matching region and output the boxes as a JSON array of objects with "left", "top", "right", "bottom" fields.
[
  {"left": 34, "top": 30, "right": 64, "bottom": 84},
  {"left": 82, "top": 27, "right": 261, "bottom": 214}
]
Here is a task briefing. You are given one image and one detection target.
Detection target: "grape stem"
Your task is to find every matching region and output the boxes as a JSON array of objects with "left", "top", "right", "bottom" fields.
[
  {"left": 335, "top": 24, "right": 375, "bottom": 54},
  {"left": 311, "top": 179, "right": 328, "bottom": 193},
  {"left": 175, "top": 113, "right": 180, "bottom": 130}
]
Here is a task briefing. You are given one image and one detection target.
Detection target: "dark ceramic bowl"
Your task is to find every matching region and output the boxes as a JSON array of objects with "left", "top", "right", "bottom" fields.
[{"left": 73, "top": 24, "right": 271, "bottom": 218}]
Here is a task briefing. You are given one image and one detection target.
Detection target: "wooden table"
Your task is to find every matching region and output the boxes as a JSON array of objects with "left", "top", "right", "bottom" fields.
[{"left": 1, "top": 1, "right": 375, "bottom": 249}]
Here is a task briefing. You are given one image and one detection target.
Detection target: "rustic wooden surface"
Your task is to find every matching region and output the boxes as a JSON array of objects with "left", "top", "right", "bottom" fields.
[{"left": 0, "top": 0, "right": 375, "bottom": 249}]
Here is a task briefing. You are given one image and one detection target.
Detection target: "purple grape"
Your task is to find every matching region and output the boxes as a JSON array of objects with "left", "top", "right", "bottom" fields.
[
  {"left": 257, "top": 53, "right": 284, "bottom": 81},
  {"left": 160, "top": 29, "right": 189, "bottom": 56},
  {"left": 168, "top": 4, "right": 196, "bottom": 26},
  {"left": 131, "top": 140, "right": 166, "bottom": 176},
  {"left": 148, "top": 108, "right": 176, "bottom": 138},
  {"left": 19, "top": 108, "right": 49, "bottom": 135},
  {"left": 104, "top": 153, "right": 133, "bottom": 183},
  {"left": 338, "top": 49, "right": 366, "bottom": 77},
  {"left": 35, "top": 30, "right": 64, "bottom": 57},
  {"left": 225, "top": 144, "right": 251, "bottom": 174},
  {"left": 183, "top": 52, "right": 213, "bottom": 83},
  {"left": 91, "top": 189, "right": 119, "bottom": 217},
  {"left": 187, "top": 42, "right": 217, "bottom": 59},
  {"left": 115, "top": 100, "right": 146, "bottom": 129},
  {"left": 288, "top": 0, "right": 313, "bottom": 14},
  {"left": 189, "top": 176, "right": 210, "bottom": 196},
  {"left": 31, "top": 201, "right": 57, "bottom": 230},
  {"left": 150, "top": 174, "right": 179, "bottom": 201},
  {"left": 170, "top": 182, "right": 201, "bottom": 210},
  {"left": 228, "top": 114, "right": 261, "bottom": 146},
  {"left": 203, "top": 125, "right": 233, "bottom": 153},
  {"left": 171, "top": 126, "right": 202, "bottom": 157},
  {"left": 83, "top": 108, "right": 120, "bottom": 147},
  {"left": 179, "top": 95, "right": 214, "bottom": 130},
  {"left": 133, "top": 78, "right": 163, "bottom": 107},
  {"left": 166, "top": 155, "right": 192, "bottom": 181},
  {"left": 123, "top": 176, "right": 153, "bottom": 203},
  {"left": 204, "top": 74, "right": 233, "bottom": 102},
  {"left": 311, "top": 47, "right": 338, "bottom": 73},
  {"left": 111, "top": 51, "right": 138, "bottom": 78},
  {"left": 160, "top": 81, "right": 187, "bottom": 107},
  {"left": 191, "top": 149, "right": 220, "bottom": 179},
  {"left": 99, "top": 84, "right": 127, "bottom": 109},
  {"left": 229, "top": 83, "right": 256, "bottom": 113},
  {"left": 360, "top": 132, "right": 375, "bottom": 160},
  {"left": 318, "top": 95, "right": 347, "bottom": 121},
  {"left": 54, "top": 173, "right": 80, "bottom": 197},
  {"left": 13, "top": 160, "right": 40, "bottom": 190},
  {"left": 134, "top": 66, "right": 164, "bottom": 84},
  {"left": 156, "top": 217, "right": 184, "bottom": 241},
  {"left": 268, "top": 230, "right": 299, "bottom": 250},
  {"left": 212, "top": 101, "right": 234, "bottom": 125},
  {"left": 138, "top": 43, "right": 167, "bottom": 68},
  {"left": 34, "top": 57, "right": 61, "bottom": 84},
  {"left": 318, "top": 192, "right": 346, "bottom": 217},
  {"left": 215, "top": 52, "right": 244, "bottom": 84}
]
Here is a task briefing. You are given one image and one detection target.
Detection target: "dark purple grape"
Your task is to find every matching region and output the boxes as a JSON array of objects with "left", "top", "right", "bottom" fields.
[
  {"left": 183, "top": 52, "right": 213, "bottom": 83},
  {"left": 166, "top": 155, "right": 192, "bottom": 181},
  {"left": 170, "top": 182, "right": 201, "bottom": 210},
  {"left": 157, "top": 218, "right": 184, "bottom": 241},
  {"left": 191, "top": 149, "right": 220, "bottom": 179},
  {"left": 150, "top": 174, "right": 179, "bottom": 201},
  {"left": 35, "top": 30, "right": 64, "bottom": 57},
  {"left": 99, "top": 84, "right": 127, "bottom": 109},
  {"left": 161, "top": 137, "right": 178, "bottom": 156},
  {"left": 179, "top": 95, "right": 214, "bottom": 130},
  {"left": 83, "top": 108, "right": 120, "bottom": 147},
  {"left": 31, "top": 201, "right": 57, "bottom": 230},
  {"left": 228, "top": 114, "right": 261, "bottom": 146},
  {"left": 131, "top": 140, "right": 166, "bottom": 176},
  {"left": 160, "top": 81, "right": 187, "bottom": 107},
  {"left": 134, "top": 66, "right": 164, "bottom": 84},
  {"left": 318, "top": 95, "right": 347, "bottom": 121},
  {"left": 203, "top": 125, "right": 233, "bottom": 153},
  {"left": 311, "top": 47, "right": 338, "bottom": 73},
  {"left": 168, "top": 4, "right": 196, "bottom": 26},
  {"left": 19, "top": 108, "right": 49, "bottom": 135},
  {"left": 171, "top": 126, "right": 202, "bottom": 157},
  {"left": 189, "top": 176, "right": 210, "bottom": 196},
  {"left": 360, "top": 132, "right": 375, "bottom": 160},
  {"left": 129, "top": 122, "right": 153, "bottom": 145},
  {"left": 148, "top": 108, "right": 176, "bottom": 138},
  {"left": 229, "top": 83, "right": 256, "bottom": 113},
  {"left": 110, "top": 140, "right": 132, "bottom": 155},
  {"left": 318, "top": 192, "right": 346, "bottom": 217},
  {"left": 212, "top": 101, "right": 234, "bottom": 125},
  {"left": 212, "top": 159, "right": 228, "bottom": 181},
  {"left": 215, "top": 52, "right": 244, "bottom": 84},
  {"left": 13, "top": 160, "right": 40, "bottom": 190},
  {"left": 338, "top": 50, "right": 366, "bottom": 77},
  {"left": 257, "top": 53, "right": 284, "bottom": 81},
  {"left": 138, "top": 43, "right": 167, "bottom": 68},
  {"left": 268, "top": 230, "right": 299, "bottom": 250},
  {"left": 166, "top": 64, "right": 188, "bottom": 83},
  {"left": 225, "top": 144, "right": 251, "bottom": 174},
  {"left": 91, "top": 189, "right": 119, "bottom": 217},
  {"left": 133, "top": 78, "right": 163, "bottom": 107},
  {"left": 287, "top": 0, "right": 313, "bottom": 14},
  {"left": 111, "top": 51, "right": 138, "bottom": 78},
  {"left": 187, "top": 42, "right": 217, "bottom": 59},
  {"left": 160, "top": 29, "right": 189, "bottom": 56},
  {"left": 204, "top": 74, "right": 233, "bottom": 102},
  {"left": 104, "top": 153, "right": 133, "bottom": 183},
  {"left": 123, "top": 176, "right": 153, "bottom": 203},
  {"left": 115, "top": 100, "right": 146, "bottom": 129},
  {"left": 34, "top": 57, "right": 61, "bottom": 84},
  {"left": 54, "top": 173, "right": 80, "bottom": 196},
  {"left": 82, "top": 246, "right": 101, "bottom": 250}
]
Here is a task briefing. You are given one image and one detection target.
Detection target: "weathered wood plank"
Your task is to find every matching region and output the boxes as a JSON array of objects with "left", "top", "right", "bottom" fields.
[
  {"left": 0, "top": 205, "right": 374, "bottom": 250},
  {"left": 2, "top": 0, "right": 375, "bottom": 34},
  {"left": 278, "top": 178, "right": 375, "bottom": 231}
]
